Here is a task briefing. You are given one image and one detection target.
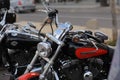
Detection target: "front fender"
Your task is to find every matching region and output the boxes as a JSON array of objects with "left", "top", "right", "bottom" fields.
[{"left": 17, "top": 72, "right": 39, "bottom": 80}]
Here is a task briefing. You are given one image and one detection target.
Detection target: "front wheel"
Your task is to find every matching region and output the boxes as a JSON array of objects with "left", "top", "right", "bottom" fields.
[
  {"left": 17, "top": 72, "right": 39, "bottom": 80},
  {"left": 17, "top": 72, "right": 56, "bottom": 80}
]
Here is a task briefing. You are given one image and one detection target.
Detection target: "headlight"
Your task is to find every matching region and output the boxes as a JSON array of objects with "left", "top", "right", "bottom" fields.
[{"left": 37, "top": 42, "right": 52, "bottom": 58}]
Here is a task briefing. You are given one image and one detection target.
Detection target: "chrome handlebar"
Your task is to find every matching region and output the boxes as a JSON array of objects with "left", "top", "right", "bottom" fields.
[
  {"left": 46, "top": 33, "right": 64, "bottom": 45},
  {"left": 40, "top": 0, "right": 59, "bottom": 25}
]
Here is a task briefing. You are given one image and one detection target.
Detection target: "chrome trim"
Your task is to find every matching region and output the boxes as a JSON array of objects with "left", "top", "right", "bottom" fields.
[
  {"left": 46, "top": 33, "right": 64, "bottom": 45},
  {"left": 30, "top": 67, "right": 42, "bottom": 73},
  {"left": 37, "top": 42, "right": 52, "bottom": 58},
  {"left": 24, "top": 51, "right": 39, "bottom": 74},
  {"left": 53, "top": 22, "right": 73, "bottom": 40}
]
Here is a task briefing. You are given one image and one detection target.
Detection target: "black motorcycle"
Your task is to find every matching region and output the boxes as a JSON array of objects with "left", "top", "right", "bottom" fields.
[
  {"left": 0, "top": 3, "right": 60, "bottom": 78},
  {"left": 17, "top": 1, "right": 114, "bottom": 80},
  {"left": 0, "top": 22, "right": 45, "bottom": 78}
]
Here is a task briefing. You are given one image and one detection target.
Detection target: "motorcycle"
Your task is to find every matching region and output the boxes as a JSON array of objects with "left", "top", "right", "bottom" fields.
[
  {"left": 0, "top": 3, "right": 63, "bottom": 78},
  {"left": 17, "top": 1, "right": 114, "bottom": 80},
  {"left": 0, "top": 21, "right": 45, "bottom": 78}
]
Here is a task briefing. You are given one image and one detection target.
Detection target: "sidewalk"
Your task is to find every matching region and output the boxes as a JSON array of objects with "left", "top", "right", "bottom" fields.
[{"left": 36, "top": 1, "right": 100, "bottom": 9}]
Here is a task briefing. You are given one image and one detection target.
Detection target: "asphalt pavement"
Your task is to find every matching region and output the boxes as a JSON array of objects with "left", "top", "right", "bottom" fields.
[
  {"left": 0, "top": 67, "right": 10, "bottom": 80},
  {"left": 34, "top": 1, "right": 120, "bottom": 29}
]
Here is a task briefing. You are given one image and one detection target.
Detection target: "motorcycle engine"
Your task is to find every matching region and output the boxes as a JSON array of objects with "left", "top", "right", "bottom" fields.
[
  {"left": 87, "top": 58, "right": 107, "bottom": 80},
  {"left": 7, "top": 48, "right": 36, "bottom": 76},
  {"left": 54, "top": 57, "right": 105, "bottom": 80},
  {"left": 56, "top": 59, "right": 83, "bottom": 80},
  {"left": 8, "top": 49, "right": 35, "bottom": 66}
]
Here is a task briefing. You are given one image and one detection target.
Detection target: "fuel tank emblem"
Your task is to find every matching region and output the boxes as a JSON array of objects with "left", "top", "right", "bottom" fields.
[
  {"left": 11, "top": 32, "right": 18, "bottom": 36},
  {"left": 11, "top": 41, "right": 18, "bottom": 46}
]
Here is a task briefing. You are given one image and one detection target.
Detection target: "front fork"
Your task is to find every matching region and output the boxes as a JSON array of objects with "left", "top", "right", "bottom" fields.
[{"left": 24, "top": 44, "right": 62, "bottom": 80}]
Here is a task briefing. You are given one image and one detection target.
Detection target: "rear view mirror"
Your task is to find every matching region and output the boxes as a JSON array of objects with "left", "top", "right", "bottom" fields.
[{"left": 94, "top": 32, "right": 108, "bottom": 42}]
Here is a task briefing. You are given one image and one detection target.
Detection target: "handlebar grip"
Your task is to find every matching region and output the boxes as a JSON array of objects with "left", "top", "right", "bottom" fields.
[{"left": 46, "top": 33, "right": 64, "bottom": 45}]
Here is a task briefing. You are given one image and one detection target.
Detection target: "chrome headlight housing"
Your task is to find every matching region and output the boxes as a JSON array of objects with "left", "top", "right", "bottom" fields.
[{"left": 37, "top": 42, "right": 52, "bottom": 58}]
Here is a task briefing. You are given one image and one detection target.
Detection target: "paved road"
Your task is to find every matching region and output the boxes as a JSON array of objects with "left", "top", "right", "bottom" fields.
[
  {"left": 0, "top": 68, "right": 10, "bottom": 80},
  {"left": 17, "top": 7, "right": 120, "bottom": 29}
]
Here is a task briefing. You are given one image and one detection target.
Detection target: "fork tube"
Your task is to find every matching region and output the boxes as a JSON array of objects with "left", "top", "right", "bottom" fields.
[
  {"left": 39, "top": 45, "right": 62, "bottom": 79},
  {"left": 24, "top": 51, "right": 39, "bottom": 74}
]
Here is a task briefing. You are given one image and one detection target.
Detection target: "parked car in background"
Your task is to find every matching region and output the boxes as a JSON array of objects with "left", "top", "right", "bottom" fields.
[{"left": 10, "top": 0, "right": 36, "bottom": 13}]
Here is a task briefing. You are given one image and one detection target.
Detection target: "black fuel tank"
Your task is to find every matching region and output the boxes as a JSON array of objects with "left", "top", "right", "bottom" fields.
[{"left": 2, "top": 30, "right": 42, "bottom": 49}]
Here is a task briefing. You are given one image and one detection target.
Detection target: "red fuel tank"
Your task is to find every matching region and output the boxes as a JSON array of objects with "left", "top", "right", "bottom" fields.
[{"left": 75, "top": 47, "right": 108, "bottom": 59}]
